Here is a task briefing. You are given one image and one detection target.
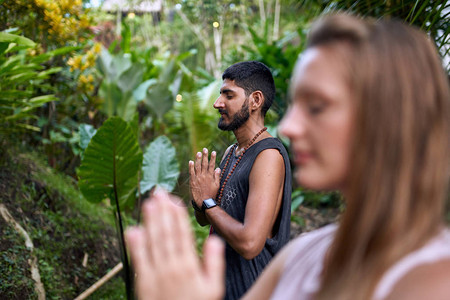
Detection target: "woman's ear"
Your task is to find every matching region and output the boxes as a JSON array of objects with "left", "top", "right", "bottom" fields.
[{"left": 250, "top": 91, "right": 264, "bottom": 111}]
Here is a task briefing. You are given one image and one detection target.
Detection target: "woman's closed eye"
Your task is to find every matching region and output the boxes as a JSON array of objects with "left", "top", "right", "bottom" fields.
[{"left": 307, "top": 100, "right": 327, "bottom": 115}]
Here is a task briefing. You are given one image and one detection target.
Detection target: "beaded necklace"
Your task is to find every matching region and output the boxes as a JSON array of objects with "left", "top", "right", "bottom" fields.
[{"left": 215, "top": 127, "right": 267, "bottom": 205}]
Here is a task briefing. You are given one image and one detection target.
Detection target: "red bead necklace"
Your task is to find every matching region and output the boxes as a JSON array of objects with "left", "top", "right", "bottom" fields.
[{"left": 216, "top": 127, "right": 267, "bottom": 205}]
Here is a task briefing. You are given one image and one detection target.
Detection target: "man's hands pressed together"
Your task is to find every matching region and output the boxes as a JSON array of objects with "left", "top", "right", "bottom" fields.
[{"left": 189, "top": 148, "right": 221, "bottom": 209}]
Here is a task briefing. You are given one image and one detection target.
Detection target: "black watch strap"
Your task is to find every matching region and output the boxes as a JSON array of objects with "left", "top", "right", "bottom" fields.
[
  {"left": 202, "top": 198, "right": 217, "bottom": 211},
  {"left": 191, "top": 200, "right": 202, "bottom": 212}
]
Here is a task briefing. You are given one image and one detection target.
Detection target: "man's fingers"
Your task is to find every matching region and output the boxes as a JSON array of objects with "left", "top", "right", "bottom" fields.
[
  {"left": 203, "top": 236, "right": 225, "bottom": 298},
  {"left": 189, "top": 160, "right": 195, "bottom": 177},
  {"left": 202, "top": 148, "right": 209, "bottom": 172},
  {"left": 209, "top": 151, "right": 217, "bottom": 174},
  {"left": 195, "top": 152, "right": 201, "bottom": 174},
  {"left": 214, "top": 168, "right": 221, "bottom": 186}
]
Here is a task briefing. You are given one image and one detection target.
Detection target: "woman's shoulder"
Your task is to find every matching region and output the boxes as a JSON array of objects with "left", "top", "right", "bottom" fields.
[
  {"left": 384, "top": 258, "right": 450, "bottom": 300},
  {"left": 292, "top": 223, "right": 338, "bottom": 244},
  {"left": 284, "top": 224, "right": 338, "bottom": 265},
  {"left": 378, "top": 227, "right": 450, "bottom": 300}
]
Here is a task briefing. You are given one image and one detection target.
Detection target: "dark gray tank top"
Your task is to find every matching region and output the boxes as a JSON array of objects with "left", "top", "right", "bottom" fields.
[{"left": 215, "top": 137, "right": 292, "bottom": 300}]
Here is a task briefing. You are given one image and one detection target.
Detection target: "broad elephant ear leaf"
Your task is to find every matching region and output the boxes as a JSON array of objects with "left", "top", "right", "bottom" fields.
[
  {"left": 140, "top": 135, "right": 180, "bottom": 194},
  {"left": 79, "top": 123, "right": 97, "bottom": 151},
  {"left": 78, "top": 117, "right": 143, "bottom": 207}
]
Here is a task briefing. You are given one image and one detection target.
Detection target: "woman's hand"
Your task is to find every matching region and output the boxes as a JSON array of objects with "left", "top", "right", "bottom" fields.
[{"left": 126, "top": 189, "right": 225, "bottom": 300}]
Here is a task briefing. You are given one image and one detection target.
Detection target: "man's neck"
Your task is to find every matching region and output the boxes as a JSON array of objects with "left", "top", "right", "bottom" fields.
[{"left": 233, "top": 121, "right": 268, "bottom": 152}]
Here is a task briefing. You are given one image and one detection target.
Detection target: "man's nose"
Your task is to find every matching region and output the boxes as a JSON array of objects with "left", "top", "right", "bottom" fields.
[{"left": 213, "top": 96, "right": 224, "bottom": 109}]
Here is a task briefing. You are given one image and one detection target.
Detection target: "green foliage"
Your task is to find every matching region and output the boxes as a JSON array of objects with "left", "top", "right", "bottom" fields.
[
  {"left": 79, "top": 123, "right": 97, "bottom": 152},
  {"left": 321, "top": 0, "right": 450, "bottom": 72},
  {"left": 140, "top": 135, "right": 180, "bottom": 194},
  {"left": 0, "top": 149, "right": 120, "bottom": 299},
  {"left": 97, "top": 50, "right": 145, "bottom": 121},
  {"left": 0, "top": 220, "right": 36, "bottom": 299},
  {"left": 87, "top": 277, "right": 126, "bottom": 299},
  {"left": 169, "top": 81, "right": 230, "bottom": 155},
  {"left": 77, "top": 116, "right": 182, "bottom": 299},
  {"left": 78, "top": 117, "right": 143, "bottom": 208},
  {"left": 0, "top": 32, "right": 61, "bottom": 133},
  {"left": 243, "top": 26, "right": 304, "bottom": 118},
  {"left": 291, "top": 187, "right": 341, "bottom": 211},
  {"left": 189, "top": 208, "right": 211, "bottom": 253}
]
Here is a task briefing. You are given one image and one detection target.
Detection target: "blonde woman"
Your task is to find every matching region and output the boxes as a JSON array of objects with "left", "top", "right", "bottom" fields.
[{"left": 126, "top": 14, "right": 450, "bottom": 300}]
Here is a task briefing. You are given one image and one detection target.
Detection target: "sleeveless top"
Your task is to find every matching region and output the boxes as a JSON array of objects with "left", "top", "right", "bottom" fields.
[
  {"left": 214, "top": 137, "right": 292, "bottom": 300},
  {"left": 270, "top": 224, "right": 450, "bottom": 300}
]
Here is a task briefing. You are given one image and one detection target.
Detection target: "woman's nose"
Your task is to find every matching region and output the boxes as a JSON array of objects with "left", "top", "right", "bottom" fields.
[{"left": 279, "top": 105, "right": 305, "bottom": 139}]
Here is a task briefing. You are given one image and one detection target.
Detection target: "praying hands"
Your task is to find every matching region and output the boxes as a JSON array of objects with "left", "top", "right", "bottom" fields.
[{"left": 126, "top": 189, "right": 225, "bottom": 300}]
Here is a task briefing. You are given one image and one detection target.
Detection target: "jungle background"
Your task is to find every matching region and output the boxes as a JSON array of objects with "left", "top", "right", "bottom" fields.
[{"left": 1, "top": 0, "right": 449, "bottom": 298}]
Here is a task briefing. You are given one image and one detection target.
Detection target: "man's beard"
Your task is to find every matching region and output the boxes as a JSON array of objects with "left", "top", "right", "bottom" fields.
[{"left": 218, "top": 98, "right": 250, "bottom": 131}]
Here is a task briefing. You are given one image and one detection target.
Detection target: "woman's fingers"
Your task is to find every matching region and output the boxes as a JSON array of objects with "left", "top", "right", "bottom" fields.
[
  {"left": 126, "top": 227, "right": 150, "bottom": 276},
  {"left": 128, "top": 189, "right": 226, "bottom": 300},
  {"left": 203, "top": 236, "right": 225, "bottom": 299},
  {"left": 145, "top": 190, "right": 179, "bottom": 263}
]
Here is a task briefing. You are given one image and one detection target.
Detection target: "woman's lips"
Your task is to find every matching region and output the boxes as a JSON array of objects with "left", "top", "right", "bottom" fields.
[{"left": 293, "top": 151, "right": 313, "bottom": 165}]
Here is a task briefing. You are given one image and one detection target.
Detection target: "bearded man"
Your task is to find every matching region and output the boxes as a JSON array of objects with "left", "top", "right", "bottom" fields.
[{"left": 189, "top": 61, "right": 292, "bottom": 300}]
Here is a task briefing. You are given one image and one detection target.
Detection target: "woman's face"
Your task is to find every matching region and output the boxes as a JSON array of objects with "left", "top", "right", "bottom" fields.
[{"left": 279, "top": 46, "right": 354, "bottom": 192}]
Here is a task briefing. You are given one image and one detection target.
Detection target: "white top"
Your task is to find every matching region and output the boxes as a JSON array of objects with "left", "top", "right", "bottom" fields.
[{"left": 270, "top": 224, "right": 450, "bottom": 300}]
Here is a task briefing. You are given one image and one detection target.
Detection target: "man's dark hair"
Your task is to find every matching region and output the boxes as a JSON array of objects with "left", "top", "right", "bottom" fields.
[{"left": 222, "top": 61, "right": 275, "bottom": 117}]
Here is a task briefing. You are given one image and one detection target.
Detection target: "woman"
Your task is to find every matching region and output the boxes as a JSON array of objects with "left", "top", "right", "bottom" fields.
[{"left": 126, "top": 14, "right": 450, "bottom": 300}]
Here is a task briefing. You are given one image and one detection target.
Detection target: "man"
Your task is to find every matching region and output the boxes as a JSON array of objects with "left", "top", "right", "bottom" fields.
[{"left": 189, "top": 61, "right": 292, "bottom": 300}]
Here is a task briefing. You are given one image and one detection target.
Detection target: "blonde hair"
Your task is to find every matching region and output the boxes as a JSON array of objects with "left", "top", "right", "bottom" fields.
[{"left": 307, "top": 14, "right": 450, "bottom": 299}]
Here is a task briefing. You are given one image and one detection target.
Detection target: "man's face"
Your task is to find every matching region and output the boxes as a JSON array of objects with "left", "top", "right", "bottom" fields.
[{"left": 214, "top": 79, "right": 250, "bottom": 131}]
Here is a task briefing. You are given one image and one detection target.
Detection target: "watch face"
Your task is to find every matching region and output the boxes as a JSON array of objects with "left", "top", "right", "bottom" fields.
[{"left": 202, "top": 198, "right": 216, "bottom": 209}]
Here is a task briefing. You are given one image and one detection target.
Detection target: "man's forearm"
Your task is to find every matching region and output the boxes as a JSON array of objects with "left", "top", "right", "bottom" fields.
[{"left": 205, "top": 207, "right": 264, "bottom": 260}]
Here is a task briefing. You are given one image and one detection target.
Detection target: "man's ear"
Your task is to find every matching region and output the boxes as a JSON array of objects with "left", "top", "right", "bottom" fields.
[{"left": 250, "top": 91, "right": 264, "bottom": 111}]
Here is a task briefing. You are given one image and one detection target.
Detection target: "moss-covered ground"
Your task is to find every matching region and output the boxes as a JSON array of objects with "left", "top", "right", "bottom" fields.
[{"left": 0, "top": 146, "right": 125, "bottom": 299}]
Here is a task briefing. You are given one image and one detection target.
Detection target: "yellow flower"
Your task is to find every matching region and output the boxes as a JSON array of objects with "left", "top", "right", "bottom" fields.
[
  {"left": 79, "top": 74, "right": 88, "bottom": 84},
  {"left": 86, "top": 83, "right": 94, "bottom": 92},
  {"left": 78, "top": 73, "right": 95, "bottom": 93},
  {"left": 79, "top": 73, "right": 94, "bottom": 84},
  {"left": 86, "top": 51, "right": 96, "bottom": 67},
  {"left": 93, "top": 43, "right": 102, "bottom": 54},
  {"left": 79, "top": 63, "right": 87, "bottom": 72},
  {"left": 68, "top": 55, "right": 83, "bottom": 71}
]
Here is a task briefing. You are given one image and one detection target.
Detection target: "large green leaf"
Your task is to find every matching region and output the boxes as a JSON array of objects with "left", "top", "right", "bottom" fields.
[
  {"left": 116, "top": 93, "right": 137, "bottom": 122},
  {"left": 117, "top": 63, "right": 144, "bottom": 93},
  {"left": 145, "top": 84, "right": 173, "bottom": 120},
  {"left": 97, "top": 49, "right": 132, "bottom": 81},
  {"left": 140, "top": 135, "right": 180, "bottom": 193},
  {"left": 79, "top": 123, "right": 97, "bottom": 151},
  {"left": 133, "top": 79, "right": 157, "bottom": 101},
  {"left": 78, "top": 117, "right": 143, "bottom": 206},
  {"left": 99, "top": 81, "right": 122, "bottom": 117}
]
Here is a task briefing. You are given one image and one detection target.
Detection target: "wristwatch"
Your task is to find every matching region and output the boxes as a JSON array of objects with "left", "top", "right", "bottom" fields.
[
  {"left": 202, "top": 198, "right": 217, "bottom": 211},
  {"left": 191, "top": 200, "right": 202, "bottom": 212}
]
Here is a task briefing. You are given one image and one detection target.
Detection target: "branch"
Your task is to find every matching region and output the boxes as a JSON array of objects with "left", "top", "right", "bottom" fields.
[{"left": 74, "top": 263, "right": 124, "bottom": 300}]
